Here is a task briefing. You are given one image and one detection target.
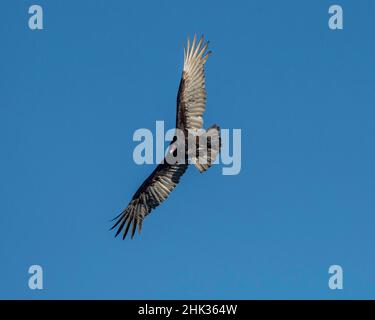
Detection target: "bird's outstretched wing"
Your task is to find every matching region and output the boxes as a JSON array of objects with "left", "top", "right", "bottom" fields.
[
  {"left": 111, "top": 161, "right": 188, "bottom": 239},
  {"left": 176, "top": 34, "right": 211, "bottom": 130}
]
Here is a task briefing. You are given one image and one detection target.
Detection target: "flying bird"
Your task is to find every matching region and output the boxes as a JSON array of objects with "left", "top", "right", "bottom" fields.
[{"left": 111, "top": 34, "right": 221, "bottom": 239}]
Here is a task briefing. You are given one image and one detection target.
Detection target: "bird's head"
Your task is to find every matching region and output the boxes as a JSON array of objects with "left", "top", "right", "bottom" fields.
[{"left": 168, "top": 143, "right": 177, "bottom": 154}]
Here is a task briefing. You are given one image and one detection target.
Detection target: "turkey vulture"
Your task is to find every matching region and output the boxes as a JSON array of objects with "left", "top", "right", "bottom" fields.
[{"left": 111, "top": 34, "right": 221, "bottom": 239}]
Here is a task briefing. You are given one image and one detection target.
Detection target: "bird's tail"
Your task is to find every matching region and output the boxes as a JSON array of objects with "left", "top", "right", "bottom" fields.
[{"left": 191, "top": 124, "right": 221, "bottom": 173}]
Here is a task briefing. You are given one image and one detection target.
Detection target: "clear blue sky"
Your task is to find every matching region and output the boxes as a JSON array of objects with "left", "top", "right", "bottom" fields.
[{"left": 1, "top": 0, "right": 374, "bottom": 299}]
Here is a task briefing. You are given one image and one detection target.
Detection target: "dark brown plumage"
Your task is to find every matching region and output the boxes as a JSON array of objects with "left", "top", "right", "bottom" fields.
[{"left": 111, "top": 34, "right": 220, "bottom": 239}]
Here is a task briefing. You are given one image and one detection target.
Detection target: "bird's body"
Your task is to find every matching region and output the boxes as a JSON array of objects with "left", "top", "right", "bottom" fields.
[{"left": 111, "top": 34, "right": 221, "bottom": 239}]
